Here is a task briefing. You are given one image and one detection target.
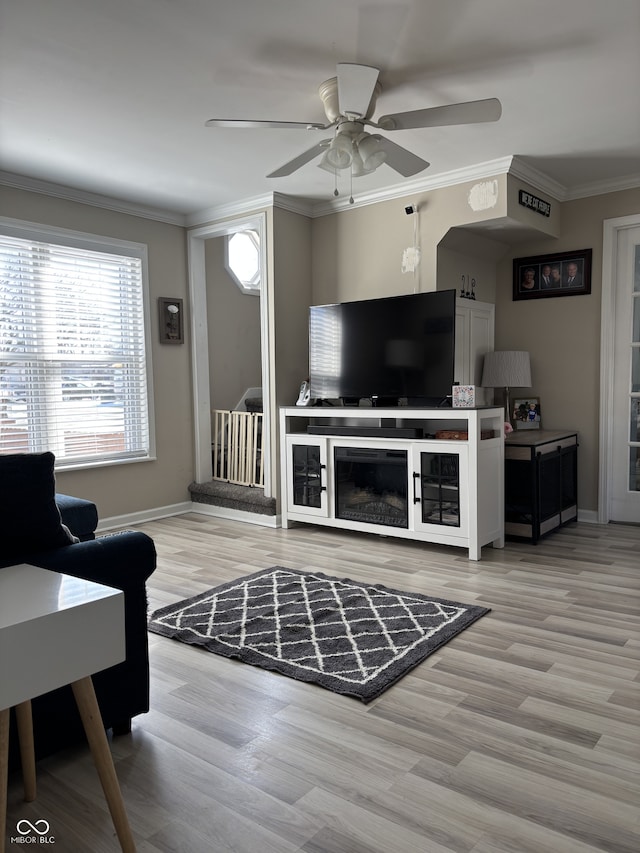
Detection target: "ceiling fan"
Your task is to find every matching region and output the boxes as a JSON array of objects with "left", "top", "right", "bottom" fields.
[{"left": 206, "top": 63, "right": 502, "bottom": 182}]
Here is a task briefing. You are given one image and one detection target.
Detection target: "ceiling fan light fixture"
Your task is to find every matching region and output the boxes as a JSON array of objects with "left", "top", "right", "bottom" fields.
[
  {"left": 206, "top": 63, "right": 501, "bottom": 192},
  {"left": 318, "top": 150, "right": 338, "bottom": 173},
  {"left": 325, "top": 133, "right": 353, "bottom": 169},
  {"left": 356, "top": 133, "right": 387, "bottom": 172},
  {"left": 351, "top": 150, "right": 376, "bottom": 178},
  {"left": 350, "top": 149, "right": 373, "bottom": 177}
]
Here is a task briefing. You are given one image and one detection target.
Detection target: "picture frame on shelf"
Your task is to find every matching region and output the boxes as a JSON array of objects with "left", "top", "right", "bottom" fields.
[
  {"left": 158, "top": 297, "right": 184, "bottom": 344},
  {"left": 452, "top": 385, "right": 476, "bottom": 408},
  {"left": 513, "top": 248, "right": 592, "bottom": 301},
  {"left": 513, "top": 398, "right": 541, "bottom": 429}
]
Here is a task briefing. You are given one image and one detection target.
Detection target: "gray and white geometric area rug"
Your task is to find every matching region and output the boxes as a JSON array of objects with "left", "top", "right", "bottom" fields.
[{"left": 148, "top": 566, "right": 490, "bottom": 702}]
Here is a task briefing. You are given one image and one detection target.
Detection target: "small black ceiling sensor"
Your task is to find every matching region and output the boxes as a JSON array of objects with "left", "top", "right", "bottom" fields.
[{"left": 404, "top": 204, "right": 417, "bottom": 215}]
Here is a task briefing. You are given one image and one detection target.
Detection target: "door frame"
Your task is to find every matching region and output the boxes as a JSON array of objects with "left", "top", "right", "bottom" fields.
[
  {"left": 187, "top": 211, "right": 273, "bottom": 495},
  {"left": 598, "top": 212, "right": 640, "bottom": 522}
]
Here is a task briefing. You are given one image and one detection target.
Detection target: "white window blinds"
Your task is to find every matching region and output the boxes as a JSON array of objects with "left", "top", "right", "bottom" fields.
[{"left": 0, "top": 222, "right": 152, "bottom": 467}]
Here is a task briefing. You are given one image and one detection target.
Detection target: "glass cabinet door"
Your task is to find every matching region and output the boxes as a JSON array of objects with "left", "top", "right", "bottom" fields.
[
  {"left": 411, "top": 446, "right": 468, "bottom": 535},
  {"left": 420, "top": 452, "right": 460, "bottom": 526},
  {"left": 286, "top": 437, "right": 329, "bottom": 517}
]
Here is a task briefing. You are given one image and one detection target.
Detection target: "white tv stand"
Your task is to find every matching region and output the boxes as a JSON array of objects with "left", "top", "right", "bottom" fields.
[{"left": 280, "top": 406, "right": 505, "bottom": 561}]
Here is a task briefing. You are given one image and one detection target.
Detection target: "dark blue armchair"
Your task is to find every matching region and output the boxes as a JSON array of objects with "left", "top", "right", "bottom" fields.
[{"left": 1, "top": 453, "right": 157, "bottom": 767}]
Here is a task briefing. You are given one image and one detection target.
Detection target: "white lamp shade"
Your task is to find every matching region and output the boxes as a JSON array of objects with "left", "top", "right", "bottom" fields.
[
  {"left": 318, "top": 150, "right": 338, "bottom": 173},
  {"left": 326, "top": 134, "right": 353, "bottom": 169},
  {"left": 350, "top": 149, "right": 375, "bottom": 177},
  {"left": 357, "top": 134, "right": 387, "bottom": 171},
  {"left": 481, "top": 351, "right": 532, "bottom": 388}
]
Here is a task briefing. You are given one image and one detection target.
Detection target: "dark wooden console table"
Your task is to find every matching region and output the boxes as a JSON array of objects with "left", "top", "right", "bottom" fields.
[{"left": 504, "top": 429, "right": 578, "bottom": 543}]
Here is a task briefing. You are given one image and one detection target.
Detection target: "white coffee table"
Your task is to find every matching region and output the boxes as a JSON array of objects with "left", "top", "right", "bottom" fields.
[{"left": 0, "top": 564, "right": 135, "bottom": 852}]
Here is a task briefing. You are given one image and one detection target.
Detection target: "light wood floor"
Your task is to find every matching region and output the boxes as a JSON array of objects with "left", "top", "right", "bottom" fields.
[{"left": 5, "top": 514, "right": 640, "bottom": 852}]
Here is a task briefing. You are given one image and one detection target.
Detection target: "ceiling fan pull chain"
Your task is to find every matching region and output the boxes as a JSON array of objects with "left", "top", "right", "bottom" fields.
[{"left": 349, "top": 163, "right": 354, "bottom": 204}]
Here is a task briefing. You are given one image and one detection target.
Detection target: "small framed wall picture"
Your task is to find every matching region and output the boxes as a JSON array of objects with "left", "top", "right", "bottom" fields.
[
  {"left": 512, "top": 248, "right": 592, "bottom": 301},
  {"left": 158, "top": 297, "right": 184, "bottom": 344},
  {"left": 513, "top": 397, "right": 541, "bottom": 429}
]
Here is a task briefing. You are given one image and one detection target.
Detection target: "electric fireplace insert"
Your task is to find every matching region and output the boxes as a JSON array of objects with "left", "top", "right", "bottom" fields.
[{"left": 334, "top": 446, "right": 408, "bottom": 528}]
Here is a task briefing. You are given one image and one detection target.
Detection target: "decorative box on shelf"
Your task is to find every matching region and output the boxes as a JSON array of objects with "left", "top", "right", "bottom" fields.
[
  {"left": 452, "top": 385, "right": 476, "bottom": 407},
  {"left": 435, "top": 429, "right": 495, "bottom": 441}
]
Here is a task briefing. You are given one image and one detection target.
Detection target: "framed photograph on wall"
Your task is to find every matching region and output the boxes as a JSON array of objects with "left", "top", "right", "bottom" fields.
[
  {"left": 513, "top": 248, "right": 592, "bottom": 301},
  {"left": 513, "top": 398, "right": 541, "bottom": 429},
  {"left": 158, "top": 297, "right": 184, "bottom": 344}
]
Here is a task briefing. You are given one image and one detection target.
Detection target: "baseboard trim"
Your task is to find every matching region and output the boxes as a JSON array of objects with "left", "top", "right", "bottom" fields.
[
  {"left": 97, "top": 500, "right": 281, "bottom": 531},
  {"left": 190, "top": 501, "right": 281, "bottom": 527},
  {"left": 577, "top": 509, "right": 599, "bottom": 524},
  {"left": 98, "top": 501, "right": 598, "bottom": 533},
  {"left": 97, "top": 501, "right": 193, "bottom": 531}
]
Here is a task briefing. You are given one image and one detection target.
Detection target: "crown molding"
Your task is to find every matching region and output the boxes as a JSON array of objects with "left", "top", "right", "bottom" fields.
[
  {"left": 185, "top": 193, "right": 275, "bottom": 227},
  {"left": 506, "top": 158, "right": 567, "bottom": 201},
  {"left": 272, "top": 192, "right": 317, "bottom": 217},
  {"left": 308, "top": 156, "right": 517, "bottom": 217},
  {"left": 302, "top": 157, "right": 640, "bottom": 216},
  {"left": 0, "top": 171, "right": 186, "bottom": 226},
  {"left": 564, "top": 172, "right": 640, "bottom": 201},
  {"left": 186, "top": 191, "right": 315, "bottom": 227},
  {"left": 501, "top": 159, "right": 640, "bottom": 202},
  {"left": 3, "top": 160, "right": 638, "bottom": 230}
]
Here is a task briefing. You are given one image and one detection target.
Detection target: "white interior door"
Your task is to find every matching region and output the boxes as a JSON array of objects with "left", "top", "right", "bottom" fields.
[{"left": 609, "top": 224, "right": 640, "bottom": 522}]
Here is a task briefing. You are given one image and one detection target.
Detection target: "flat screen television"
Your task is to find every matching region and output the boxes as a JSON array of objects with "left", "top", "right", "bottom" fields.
[{"left": 309, "top": 289, "right": 456, "bottom": 405}]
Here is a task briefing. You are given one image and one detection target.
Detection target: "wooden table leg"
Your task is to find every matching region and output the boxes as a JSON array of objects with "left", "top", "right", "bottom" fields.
[
  {"left": 71, "top": 677, "right": 136, "bottom": 853},
  {"left": 1, "top": 707, "right": 10, "bottom": 853},
  {"left": 14, "top": 702, "right": 35, "bottom": 803}
]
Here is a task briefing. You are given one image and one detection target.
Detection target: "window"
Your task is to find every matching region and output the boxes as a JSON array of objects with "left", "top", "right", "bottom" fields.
[
  {"left": 225, "top": 230, "right": 260, "bottom": 294},
  {"left": 0, "top": 219, "right": 153, "bottom": 468}
]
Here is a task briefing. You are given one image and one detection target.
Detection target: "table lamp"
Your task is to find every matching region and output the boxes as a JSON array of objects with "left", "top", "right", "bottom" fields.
[{"left": 481, "top": 351, "right": 532, "bottom": 425}]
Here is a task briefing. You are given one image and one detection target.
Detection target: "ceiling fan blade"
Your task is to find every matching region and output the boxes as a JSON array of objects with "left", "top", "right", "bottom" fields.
[
  {"left": 377, "top": 98, "right": 502, "bottom": 130},
  {"left": 266, "top": 139, "right": 332, "bottom": 177},
  {"left": 336, "top": 63, "right": 380, "bottom": 117},
  {"left": 372, "top": 136, "right": 430, "bottom": 177},
  {"left": 205, "top": 118, "right": 328, "bottom": 130}
]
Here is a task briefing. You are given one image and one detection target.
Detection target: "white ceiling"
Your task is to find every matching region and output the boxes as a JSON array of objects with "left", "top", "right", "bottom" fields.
[{"left": 1, "top": 0, "right": 639, "bottom": 220}]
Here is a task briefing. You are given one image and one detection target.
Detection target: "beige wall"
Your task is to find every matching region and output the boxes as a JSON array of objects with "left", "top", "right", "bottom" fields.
[
  {"left": 5, "top": 178, "right": 638, "bottom": 520},
  {"left": 506, "top": 175, "right": 561, "bottom": 239},
  {"left": 437, "top": 240, "right": 503, "bottom": 304},
  {"left": 495, "top": 186, "right": 640, "bottom": 513},
  {"left": 270, "top": 206, "right": 312, "bottom": 510},
  {"left": 272, "top": 206, "right": 313, "bottom": 408},
  {"left": 0, "top": 186, "right": 194, "bottom": 519},
  {"left": 205, "top": 236, "right": 261, "bottom": 411},
  {"left": 309, "top": 177, "right": 640, "bottom": 515},
  {"left": 311, "top": 174, "right": 509, "bottom": 302}
]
